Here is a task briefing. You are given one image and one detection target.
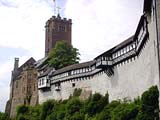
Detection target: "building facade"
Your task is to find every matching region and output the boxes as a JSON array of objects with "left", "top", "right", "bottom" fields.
[
  {"left": 5, "top": 58, "right": 38, "bottom": 118},
  {"left": 45, "top": 14, "right": 72, "bottom": 56},
  {"left": 38, "top": 0, "right": 160, "bottom": 104}
]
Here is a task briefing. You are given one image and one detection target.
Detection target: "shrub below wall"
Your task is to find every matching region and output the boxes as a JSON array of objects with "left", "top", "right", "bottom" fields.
[{"left": 8, "top": 85, "right": 159, "bottom": 120}]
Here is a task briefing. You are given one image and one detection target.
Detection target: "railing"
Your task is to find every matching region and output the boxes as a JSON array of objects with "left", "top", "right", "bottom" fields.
[
  {"left": 113, "top": 49, "right": 136, "bottom": 64},
  {"left": 96, "top": 60, "right": 113, "bottom": 67},
  {"left": 50, "top": 69, "right": 101, "bottom": 84},
  {"left": 38, "top": 82, "right": 50, "bottom": 89},
  {"left": 135, "top": 18, "right": 148, "bottom": 54}
]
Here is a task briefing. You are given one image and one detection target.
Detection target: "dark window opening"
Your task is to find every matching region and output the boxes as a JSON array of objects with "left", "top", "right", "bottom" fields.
[
  {"left": 72, "top": 83, "right": 75, "bottom": 87},
  {"left": 16, "top": 81, "right": 18, "bottom": 88}
]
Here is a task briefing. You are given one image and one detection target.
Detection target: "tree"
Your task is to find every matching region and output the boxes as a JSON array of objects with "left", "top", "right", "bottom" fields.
[
  {"left": 137, "top": 86, "right": 159, "bottom": 120},
  {"left": 47, "top": 40, "right": 80, "bottom": 69},
  {"left": 0, "top": 112, "right": 10, "bottom": 120}
]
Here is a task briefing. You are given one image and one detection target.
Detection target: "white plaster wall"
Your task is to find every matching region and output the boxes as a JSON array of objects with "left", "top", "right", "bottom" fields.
[
  {"left": 39, "top": 87, "right": 54, "bottom": 104},
  {"left": 107, "top": 17, "right": 159, "bottom": 101}
]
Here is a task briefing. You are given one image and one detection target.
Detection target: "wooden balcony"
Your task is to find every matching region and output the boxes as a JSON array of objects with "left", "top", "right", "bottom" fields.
[
  {"left": 96, "top": 59, "right": 113, "bottom": 68},
  {"left": 38, "top": 77, "right": 50, "bottom": 89}
]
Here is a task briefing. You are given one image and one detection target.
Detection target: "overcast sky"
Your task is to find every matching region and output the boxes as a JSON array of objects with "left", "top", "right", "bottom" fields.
[{"left": 0, "top": 0, "right": 143, "bottom": 112}]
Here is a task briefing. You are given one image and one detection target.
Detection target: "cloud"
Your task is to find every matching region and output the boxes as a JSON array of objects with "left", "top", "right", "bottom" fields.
[
  {"left": 0, "top": 60, "right": 12, "bottom": 112},
  {"left": 0, "top": 0, "right": 56, "bottom": 111},
  {"left": 0, "top": 46, "right": 30, "bottom": 63},
  {"left": 0, "top": 0, "right": 56, "bottom": 59},
  {"left": 0, "top": 0, "right": 17, "bottom": 8},
  {"left": 0, "top": 86, "right": 10, "bottom": 112},
  {"left": 64, "top": 0, "right": 144, "bottom": 61},
  {"left": 0, "top": 46, "right": 33, "bottom": 112}
]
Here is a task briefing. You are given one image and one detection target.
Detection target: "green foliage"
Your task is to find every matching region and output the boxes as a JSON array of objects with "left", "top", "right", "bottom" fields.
[
  {"left": 13, "top": 86, "right": 159, "bottom": 120},
  {"left": 86, "top": 93, "right": 108, "bottom": 116},
  {"left": 47, "top": 40, "right": 80, "bottom": 69},
  {"left": 69, "top": 112, "right": 85, "bottom": 120},
  {"left": 98, "top": 100, "right": 120, "bottom": 120},
  {"left": 137, "top": 85, "right": 159, "bottom": 120},
  {"left": 66, "top": 98, "right": 82, "bottom": 115},
  {"left": 40, "top": 100, "right": 56, "bottom": 120},
  {"left": 16, "top": 105, "right": 29, "bottom": 116},
  {"left": 0, "top": 112, "right": 10, "bottom": 120},
  {"left": 111, "top": 103, "right": 139, "bottom": 120}
]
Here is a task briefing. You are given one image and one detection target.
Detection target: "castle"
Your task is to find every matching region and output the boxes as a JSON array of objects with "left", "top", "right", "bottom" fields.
[{"left": 6, "top": 0, "right": 160, "bottom": 118}]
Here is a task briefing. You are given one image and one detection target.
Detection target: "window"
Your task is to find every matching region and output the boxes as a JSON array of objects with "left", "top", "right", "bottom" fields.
[
  {"left": 28, "top": 73, "right": 32, "bottom": 80},
  {"left": 68, "top": 71, "right": 71, "bottom": 76},
  {"left": 22, "top": 87, "right": 25, "bottom": 93},
  {"left": 34, "top": 84, "right": 36, "bottom": 91},
  {"left": 39, "top": 80, "right": 41, "bottom": 86},
  {"left": 46, "top": 79, "right": 49, "bottom": 83},
  {"left": 27, "top": 87, "right": 31, "bottom": 94},
  {"left": 127, "top": 46, "right": 129, "bottom": 52},
  {"left": 42, "top": 79, "right": 44, "bottom": 85},
  {"left": 58, "top": 25, "right": 66, "bottom": 32},
  {"left": 117, "top": 51, "right": 120, "bottom": 57},
  {"left": 16, "top": 81, "right": 18, "bottom": 88},
  {"left": 72, "top": 83, "right": 75, "bottom": 87},
  {"left": 86, "top": 68, "right": 88, "bottom": 72},
  {"left": 121, "top": 49, "right": 124, "bottom": 55}
]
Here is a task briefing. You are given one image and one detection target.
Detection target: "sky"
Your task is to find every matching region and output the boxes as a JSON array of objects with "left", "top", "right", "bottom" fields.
[{"left": 0, "top": 0, "right": 143, "bottom": 112}]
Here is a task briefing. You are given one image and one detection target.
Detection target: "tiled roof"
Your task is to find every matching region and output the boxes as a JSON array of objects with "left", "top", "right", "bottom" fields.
[
  {"left": 39, "top": 67, "right": 54, "bottom": 78},
  {"left": 35, "top": 57, "right": 48, "bottom": 68},
  {"left": 50, "top": 60, "right": 96, "bottom": 76},
  {"left": 95, "top": 36, "right": 134, "bottom": 59}
]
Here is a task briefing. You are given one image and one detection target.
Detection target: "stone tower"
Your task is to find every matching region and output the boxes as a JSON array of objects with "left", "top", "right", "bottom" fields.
[
  {"left": 45, "top": 14, "right": 72, "bottom": 56},
  {"left": 5, "top": 58, "right": 38, "bottom": 118}
]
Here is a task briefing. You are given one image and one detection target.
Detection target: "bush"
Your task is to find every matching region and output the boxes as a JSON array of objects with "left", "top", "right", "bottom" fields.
[
  {"left": 16, "top": 105, "right": 29, "bottom": 116},
  {"left": 12, "top": 86, "right": 159, "bottom": 120},
  {"left": 66, "top": 98, "right": 82, "bottom": 115},
  {"left": 137, "top": 86, "right": 159, "bottom": 120},
  {"left": 70, "top": 112, "right": 85, "bottom": 120},
  {"left": 111, "top": 103, "right": 139, "bottom": 120},
  {"left": 86, "top": 93, "right": 108, "bottom": 116},
  {"left": 0, "top": 112, "right": 10, "bottom": 120},
  {"left": 56, "top": 111, "right": 65, "bottom": 120},
  {"left": 40, "top": 100, "right": 56, "bottom": 120},
  {"left": 98, "top": 100, "right": 120, "bottom": 120}
]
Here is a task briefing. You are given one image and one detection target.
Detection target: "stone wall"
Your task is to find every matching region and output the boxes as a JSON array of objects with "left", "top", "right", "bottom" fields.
[{"left": 10, "top": 68, "right": 38, "bottom": 118}]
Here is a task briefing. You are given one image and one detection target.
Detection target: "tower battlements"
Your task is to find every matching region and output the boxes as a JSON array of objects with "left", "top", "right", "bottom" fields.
[{"left": 45, "top": 15, "right": 72, "bottom": 27}]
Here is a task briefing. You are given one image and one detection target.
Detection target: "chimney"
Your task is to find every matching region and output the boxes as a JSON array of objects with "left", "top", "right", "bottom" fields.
[{"left": 14, "top": 58, "right": 19, "bottom": 70}]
